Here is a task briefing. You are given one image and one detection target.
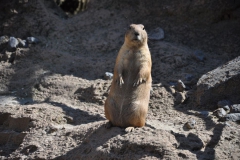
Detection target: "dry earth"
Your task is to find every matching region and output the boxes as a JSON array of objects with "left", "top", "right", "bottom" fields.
[{"left": 0, "top": 0, "right": 240, "bottom": 159}]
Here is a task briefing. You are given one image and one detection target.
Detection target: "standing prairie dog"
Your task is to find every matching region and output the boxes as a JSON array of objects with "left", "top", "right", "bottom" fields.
[{"left": 104, "top": 24, "right": 152, "bottom": 132}]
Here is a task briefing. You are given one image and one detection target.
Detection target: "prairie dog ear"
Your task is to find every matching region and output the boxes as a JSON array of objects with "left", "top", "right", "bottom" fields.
[
  {"left": 129, "top": 24, "right": 134, "bottom": 30},
  {"left": 139, "top": 24, "right": 144, "bottom": 29}
]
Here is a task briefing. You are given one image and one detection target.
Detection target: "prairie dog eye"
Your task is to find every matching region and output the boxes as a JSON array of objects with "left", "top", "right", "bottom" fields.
[{"left": 143, "top": 27, "right": 145, "bottom": 30}]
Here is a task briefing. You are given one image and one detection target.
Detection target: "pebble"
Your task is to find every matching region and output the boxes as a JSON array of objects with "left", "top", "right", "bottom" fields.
[
  {"left": 0, "top": 35, "right": 9, "bottom": 45},
  {"left": 27, "top": 37, "right": 39, "bottom": 44},
  {"left": 17, "top": 38, "right": 28, "bottom": 47},
  {"left": 193, "top": 50, "right": 205, "bottom": 62},
  {"left": 148, "top": 27, "right": 164, "bottom": 40},
  {"left": 9, "top": 37, "right": 19, "bottom": 48},
  {"left": 175, "top": 80, "right": 186, "bottom": 92},
  {"left": 199, "top": 111, "right": 210, "bottom": 117},
  {"left": 213, "top": 108, "right": 227, "bottom": 118},
  {"left": 186, "top": 119, "right": 196, "bottom": 129},
  {"left": 231, "top": 104, "right": 240, "bottom": 113},
  {"left": 41, "top": 130, "right": 47, "bottom": 135},
  {"left": 168, "top": 87, "right": 176, "bottom": 94},
  {"left": 225, "top": 113, "right": 240, "bottom": 122},
  {"left": 64, "top": 115, "right": 74, "bottom": 123},
  {"left": 104, "top": 72, "right": 113, "bottom": 80},
  {"left": 222, "top": 105, "right": 230, "bottom": 112},
  {"left": 150, "top": 87, "right": 154, "bottom": 95},
  {"left": 175, "top": 91, "right": 186, "bottom": 104}
]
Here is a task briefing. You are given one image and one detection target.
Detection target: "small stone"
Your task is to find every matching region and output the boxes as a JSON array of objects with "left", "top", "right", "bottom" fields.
[
  {"left": 217, "top": 100, "right": 231, "bottom": 108},
  {"left": 192, "top": 50, "right": 205, "bottom": 62},
  {"left": 103, "top": 143, "right": 109, "bottom": 148},
  {"left": 199, "top": 111, "right": 210, "bottom": 117},
  {"left": 175, "top": 92, "right": 186, "bottom": 104},
  {"left": 17, "top": 38, "right": 28, "bottom": 47},
  {"left": 175, "top": 80, "right": 186, "bottom": 92},
  {"left": 9, "top": 37, "right": 19, "bottom": 48},
  {"left": 186, "top": 119, "right": 196, "bottom": 129},
  {"left": 48, "top": 126, "right": 58, "bottom": 134},
  {"left": 0, "top": 35, "right": 9, "bottom": 45},
  {"left": 150, "top": 87, "right": 154, "bottom": 95},
  {"left": 27, "top": 37, "right": 39, "bottom": 44},
  {"left": 169, "top": 87, "right": 176, "bottom": 94},
  {"left": 104, "top": 72, "right": 113, "bottom": 80},
  {"left": 222, "top": 105, "right": 230, "bottom": 112},
  {"left": 0, "top": 51, "right": 12, "bottom": 62},
  {"left": 225, "top": 113, "right": 240, "bottom": 122},
  {"left": 148, "top": 27, "right": 164, "bottom": 40},
  {"left": 213, "top": 108, "right": 227, "bottom": 118},
  {"left": 231, "top": 104, "right": 240, "bottom": 113},
  {"left": 64, "top": 115, "right": 74, "bottom": 123},
  {"left": 28, "top": 121, "right": 35, "bottom": 127}
]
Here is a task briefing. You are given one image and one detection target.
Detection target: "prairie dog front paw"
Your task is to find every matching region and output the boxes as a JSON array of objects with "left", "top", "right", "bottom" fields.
[{"left": 116, "top": 76, "right": 124, "bottom": 87}]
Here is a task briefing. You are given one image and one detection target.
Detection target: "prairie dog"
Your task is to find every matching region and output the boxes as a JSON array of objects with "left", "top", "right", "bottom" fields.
[{"left": 104, "top": 24, "right": 152, "bottom": 132}]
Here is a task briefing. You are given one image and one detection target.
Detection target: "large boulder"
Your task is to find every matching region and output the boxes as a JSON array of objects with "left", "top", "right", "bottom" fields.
[{"left": 196, "top": 56, "right": 240, "bottom": 106}]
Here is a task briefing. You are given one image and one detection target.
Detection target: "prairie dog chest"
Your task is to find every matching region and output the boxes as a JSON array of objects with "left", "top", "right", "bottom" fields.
[{"left": 122, "top": 50, "right": 145, "bottom": 69}]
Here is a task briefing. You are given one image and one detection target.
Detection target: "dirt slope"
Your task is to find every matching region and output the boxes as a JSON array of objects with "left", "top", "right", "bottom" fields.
[{"left": 0, "top": 0, "right": 240, "bottom": 159}]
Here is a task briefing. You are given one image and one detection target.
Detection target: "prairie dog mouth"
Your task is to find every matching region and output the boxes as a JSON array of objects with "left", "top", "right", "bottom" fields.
[{"left": 133, "top": 35, "right": 141, "bottom": 41}]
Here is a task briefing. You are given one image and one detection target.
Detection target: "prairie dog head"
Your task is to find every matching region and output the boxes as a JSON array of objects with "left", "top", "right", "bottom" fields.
[{"left": 124, "top": 24, "right": 148, "bottom": 48}]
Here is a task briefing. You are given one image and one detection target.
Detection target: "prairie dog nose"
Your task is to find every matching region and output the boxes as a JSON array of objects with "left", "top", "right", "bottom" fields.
[{"left": 134, "top": 32, "right": 139, "bottom": 36}]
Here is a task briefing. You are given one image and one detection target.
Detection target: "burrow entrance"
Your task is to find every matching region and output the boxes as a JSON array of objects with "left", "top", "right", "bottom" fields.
[{"left": 53, "top": 0, "right": 89, "bottom": 15}]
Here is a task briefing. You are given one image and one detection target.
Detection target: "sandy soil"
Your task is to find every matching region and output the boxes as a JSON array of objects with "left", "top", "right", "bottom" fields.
[{"left": 0, "top": 0, "right": 240, "bottom": 159}]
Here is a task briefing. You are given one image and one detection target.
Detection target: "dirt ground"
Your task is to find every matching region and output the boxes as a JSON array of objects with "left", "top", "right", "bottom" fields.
[{"left": 0, "top": 0, "right": 240, "bottom": 159}]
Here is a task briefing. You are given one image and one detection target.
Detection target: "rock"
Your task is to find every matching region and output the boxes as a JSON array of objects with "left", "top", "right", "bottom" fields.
[
  {"left": 150, "top": 87, "right": 154, "bottom": 95},
  {"left": 17, "top": 38, "right": 28, "bottom": 48},
  {"left": 199, "top": 111, "right": 210, "bottom": 117},
  {"left": 64, "top": 115, "right": 74, "bottom": 123},
  {"left": 185, "top": 119, "right": 196, "bottom": 129},
  {"left": 175, "top": 92, "right": 186, "bottom": 104},
  {"left": 175, "top": 80, "right": 186, "bottom": 92},
  {"left": 225, "top": 113, "right": 240, "bottom": 122},
  {"left": 196, "top": 56, "right": 240, "bottom": 106},
  {"left": 9, "top": 37, "right": 19, "bottom": 48},
  {"left": 213, "top": 108, "right": 227, "bottom": 118},
  {"left": 104, "top": 72, "right": 113, "bottom": 80},
  {"left": 27, "top": 37, "right": 39, "bottom": 44},
  {"left": 0, "top": 35, "right": 9, "bottom": 45},
  {"left": 231, "top": 104, "right": 240, "bottom": 113},
  {"left": 222, "top": 105, "right": 230, "bottom": 112},
  {"left": 168, "top": 86, "right": 176, "bottom": 94},
  {"left": 148, "top": 27, "right": 164, "bottom": 40},
  {"left": 192, "top": 50, "right": 205, "bottom": 62},
  {"left": 217, "top": 100, "right": 231, "bottom": 108},
  {"left": 0, "top": 51, "right": 12, "bottom": 62}
]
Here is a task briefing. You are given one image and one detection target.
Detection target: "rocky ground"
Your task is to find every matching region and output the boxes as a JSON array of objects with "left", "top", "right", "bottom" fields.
[{"left": 0, "top": 0, "right": 240, "bottom": 159}]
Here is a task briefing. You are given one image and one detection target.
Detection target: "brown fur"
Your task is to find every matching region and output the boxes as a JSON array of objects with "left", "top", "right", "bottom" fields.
[{"left": 104, "top": 24, "right": 152, "bottom": 128}]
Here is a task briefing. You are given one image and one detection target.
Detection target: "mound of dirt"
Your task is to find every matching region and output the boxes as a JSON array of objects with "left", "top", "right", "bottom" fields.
[{"left": 0, "top": 0, "right": 240, "bottom": 159}]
